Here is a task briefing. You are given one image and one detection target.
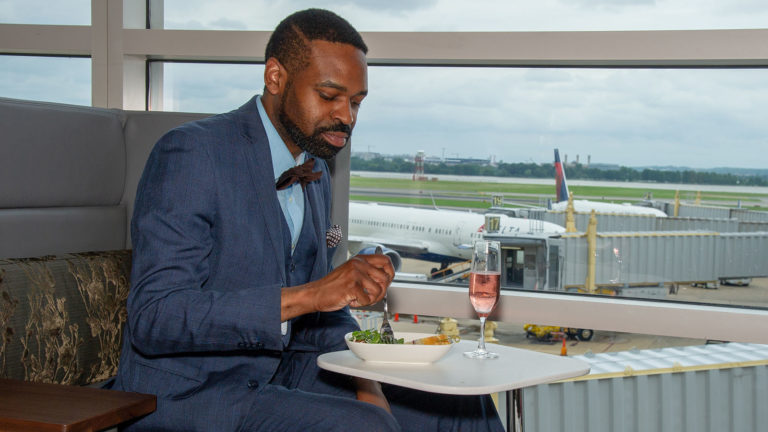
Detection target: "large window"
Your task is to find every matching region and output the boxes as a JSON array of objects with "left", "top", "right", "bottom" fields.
[
  {"left": 154, "top": 60, "right": 768, "bottom": 313},
  {"left": 2, "top": 0, "right": 767, "bottom": 343},
  {"left": 352, "top": 67, "right": 768, "bottom": 170},
  {"left": 155, "top": 64, "right": 768, "bottom": 169},
  {"left": 160, "top": 0, "right": 768, "bottom": 31},
  {"left": 0, "top": 0, "right": 90, "bottom": 25},
  {"left": 0, "top": 55, "right": 90, "bottom": 105},
  {"left": 155, "top": 62, "right": 263, "bottom": 113}
]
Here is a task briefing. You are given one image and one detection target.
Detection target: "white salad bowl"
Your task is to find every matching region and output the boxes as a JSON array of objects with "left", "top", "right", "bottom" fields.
[{"left": 344, "top": 332, "right": 455, "bottom": 364}]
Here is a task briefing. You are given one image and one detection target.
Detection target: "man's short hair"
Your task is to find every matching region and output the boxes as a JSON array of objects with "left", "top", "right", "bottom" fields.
[{"left": 265, "top": 9, "right": 368, "bottom": 74}]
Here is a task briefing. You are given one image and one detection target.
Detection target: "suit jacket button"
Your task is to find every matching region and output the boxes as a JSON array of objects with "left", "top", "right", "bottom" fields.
[
  {"left": 247, "top": 380, "right": 259, "bottom": 389},
  {"left": 289, "top": 263, "right": 296, "bottom": 272}
]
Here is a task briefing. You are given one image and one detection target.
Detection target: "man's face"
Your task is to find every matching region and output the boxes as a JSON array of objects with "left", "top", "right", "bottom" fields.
[{"left": 276, "top": 40, "right": 368, "bottom": 160}]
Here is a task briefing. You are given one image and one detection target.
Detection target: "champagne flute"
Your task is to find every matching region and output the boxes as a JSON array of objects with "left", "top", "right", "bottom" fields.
[{"left": 464, "top": 240, "right": 501, "bottom": 359}]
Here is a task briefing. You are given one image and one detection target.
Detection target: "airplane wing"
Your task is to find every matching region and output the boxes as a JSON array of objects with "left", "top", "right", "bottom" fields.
[{"left": 348, "top": 235, "right": 429, "bottom": 256}]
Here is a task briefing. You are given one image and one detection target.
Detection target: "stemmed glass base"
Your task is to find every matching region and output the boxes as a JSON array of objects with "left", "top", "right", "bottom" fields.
[
  {"left": 463, "top": 348, "right": 499, "bottom": 359},
  {"left": 463, "top": 317, "right": 498, "bottom": 359}
]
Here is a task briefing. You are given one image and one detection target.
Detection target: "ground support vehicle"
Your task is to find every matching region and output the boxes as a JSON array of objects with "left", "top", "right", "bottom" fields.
[{"left": 524, "top": 324, "right": 594, "bottom": 342}]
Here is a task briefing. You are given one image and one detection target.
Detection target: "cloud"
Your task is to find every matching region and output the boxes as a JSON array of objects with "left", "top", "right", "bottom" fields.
[
  {"left": 353, "top": 66, "right": 768, "bottom": 168},
  {"left": 160, "top": 63, "right": 263, "bottom": 112},
  {"left": 0, "top": 56, "right": 90, "bottom": 105},
  {"left": 339, "top": 0, "right": 439, "bottom": 14},
  {"left": 564, "top": 0, "right": 657, "bottom": 11},
  {"left": 0, "top": 0, "right": 89, "bottom": 25},
  {"left": 157, "top": 0, "right": 768, "bottom": 33},
  {"left": 140, "top": 61, "right": 768, "bottom": 169},
  {"left": 209, "top": 18, "right": 249, "bottom": 30},
  {"left": 4, "top": 0, "right": 768, "bottom": 169}
]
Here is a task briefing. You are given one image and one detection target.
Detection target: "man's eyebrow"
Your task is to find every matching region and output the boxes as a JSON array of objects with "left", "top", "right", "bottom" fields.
[{"left": 317, "top": 80, "right": 368, "bottom": 97}]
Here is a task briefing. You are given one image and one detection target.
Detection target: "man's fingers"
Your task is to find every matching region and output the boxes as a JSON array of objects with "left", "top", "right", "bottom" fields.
[
  {"left": 358, "top": 276, "right": 385, "bottom": 304},
  {"left": 367, "top": 265, "right": 391, "bottom": 289},
  {"left": 357, "top": 254, "right": 395, "bottom": 286},
  {"left": 315, "top": 255, "right": 392, "bottom": 310},
  {"left": 348, "top": 281, "right": 377, "bottom": 307}
]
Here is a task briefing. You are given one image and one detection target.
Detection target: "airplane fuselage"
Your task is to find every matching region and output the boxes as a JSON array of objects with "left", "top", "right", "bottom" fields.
[
  {"left": 553, "top": 148, "right": 668, "bottom": 217},
  {"left": 550, "top": 199, "right": 668, "bottom": 217},
  {"left": 348, "top": 202, "right": 566, "bottom": 264}
]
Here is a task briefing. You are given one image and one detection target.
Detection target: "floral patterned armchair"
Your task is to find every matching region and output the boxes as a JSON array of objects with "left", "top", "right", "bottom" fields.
[{"left": 0, "top": 250, "right": 131, "bottom": 386}]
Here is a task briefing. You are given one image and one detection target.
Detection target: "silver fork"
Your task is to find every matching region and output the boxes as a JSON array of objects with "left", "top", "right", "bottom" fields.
[{"left": 375, "top": 246, "right": 395, "bottom": 343}]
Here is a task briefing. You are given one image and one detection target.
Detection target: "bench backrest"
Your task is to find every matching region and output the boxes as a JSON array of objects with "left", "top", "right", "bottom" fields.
[{"left": 0, "top": 97, "right": 209, "bottom": 258}]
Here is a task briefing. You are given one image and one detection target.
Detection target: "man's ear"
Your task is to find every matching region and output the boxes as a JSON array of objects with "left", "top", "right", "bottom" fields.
[{"left": 264, "top": 57, "right": 287, "bottom": 96}]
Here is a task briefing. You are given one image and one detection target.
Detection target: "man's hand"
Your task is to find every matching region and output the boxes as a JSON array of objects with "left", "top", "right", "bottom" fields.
[
  {"left": 354, "top": 377, "right": 391, "bottom": 413},
  {"left": 312, "top": 254, "right": 394, "bottom": 310},
  {"left": 281, "top": 253, "right": 394, "bottom": 321}
]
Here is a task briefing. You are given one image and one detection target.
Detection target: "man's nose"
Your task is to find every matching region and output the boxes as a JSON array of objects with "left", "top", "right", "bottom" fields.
[{"left": 332, "top": 100, "right": 354, "bottom": 125}]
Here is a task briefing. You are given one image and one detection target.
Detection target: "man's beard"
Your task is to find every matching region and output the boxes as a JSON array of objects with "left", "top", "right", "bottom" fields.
[{"left": 278, "top": 101, "right": 351, "bottom": 160}]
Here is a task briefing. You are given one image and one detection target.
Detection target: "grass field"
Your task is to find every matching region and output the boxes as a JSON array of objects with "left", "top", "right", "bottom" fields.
[{"left": 350, "top": 177, "right": 768, "bottom": 211}]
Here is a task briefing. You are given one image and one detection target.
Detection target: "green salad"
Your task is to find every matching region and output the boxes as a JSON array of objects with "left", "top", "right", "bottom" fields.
[{"left": 349, "top": 329, "right": 404, "bottom": 344}]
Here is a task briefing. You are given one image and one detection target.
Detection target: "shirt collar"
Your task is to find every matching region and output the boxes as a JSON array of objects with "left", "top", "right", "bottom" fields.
[{"left": 256, "top": 95, "right": 306, "bottom": 181}]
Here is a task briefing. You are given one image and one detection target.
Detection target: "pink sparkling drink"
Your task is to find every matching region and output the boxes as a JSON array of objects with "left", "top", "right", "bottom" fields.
[
  {"left": 469, "top": 271, "right": 500, "bottom": 317},
  {"left": 464, "top": 240, "right": 501, "bottom": 360}
]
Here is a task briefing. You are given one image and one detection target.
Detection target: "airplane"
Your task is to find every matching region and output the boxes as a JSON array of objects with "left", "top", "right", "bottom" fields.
[
  {"left": 347, "top": 201, "right": 566, "bottom": 273},
  {"left": 550, "top": 149, "right": 668, "bottom": 217}
]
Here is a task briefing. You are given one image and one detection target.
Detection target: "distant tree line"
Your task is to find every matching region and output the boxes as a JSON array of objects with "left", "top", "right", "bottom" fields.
[{"left": 351, "top": 156, "right": 768, "bottom": 186}]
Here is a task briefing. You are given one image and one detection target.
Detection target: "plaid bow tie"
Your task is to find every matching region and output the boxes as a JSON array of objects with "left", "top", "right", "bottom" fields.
[{"left": 275, "top": 158, "right": 323, "bottom": 190}]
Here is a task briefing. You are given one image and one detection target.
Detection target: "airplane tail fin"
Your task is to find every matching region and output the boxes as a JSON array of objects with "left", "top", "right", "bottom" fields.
[{"left": 554, "top": 148, "right": 569, "bottom": 203}]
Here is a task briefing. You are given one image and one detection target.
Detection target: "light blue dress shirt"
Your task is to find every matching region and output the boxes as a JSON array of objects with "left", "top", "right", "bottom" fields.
[
  {"left": 256, "top": 96, "right": 306, "bottom": 337},
  {"left": 256, "top": 95, "right": 305, "bottom": 253}
]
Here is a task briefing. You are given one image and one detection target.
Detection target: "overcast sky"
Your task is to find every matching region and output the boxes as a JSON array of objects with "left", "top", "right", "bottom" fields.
[{"left": 2, "top": 0, "right": 768, "bottom": 169}]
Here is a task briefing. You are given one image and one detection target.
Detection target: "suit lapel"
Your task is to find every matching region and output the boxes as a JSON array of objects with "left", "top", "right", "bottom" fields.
[
  {"left": 236, "top": 97, "right": 287, "bottom": 284},
  {"left": 305, "top": 170, "right": 328, "bottom": 279}
]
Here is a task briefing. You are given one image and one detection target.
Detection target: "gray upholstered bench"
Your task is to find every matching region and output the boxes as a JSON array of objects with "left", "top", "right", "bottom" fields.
[{"left": 0, "top": 97, "right": 208, "bottom": 430}]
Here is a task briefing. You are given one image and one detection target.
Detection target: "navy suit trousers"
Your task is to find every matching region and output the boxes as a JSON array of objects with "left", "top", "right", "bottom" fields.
[{"left": 245, "top": 351, "right": 505, "bottom": 432}]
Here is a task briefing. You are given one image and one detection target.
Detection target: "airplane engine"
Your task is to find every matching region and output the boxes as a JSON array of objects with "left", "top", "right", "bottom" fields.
[{"left": 356, "top": 246, "right": 402, "bottom": 273}]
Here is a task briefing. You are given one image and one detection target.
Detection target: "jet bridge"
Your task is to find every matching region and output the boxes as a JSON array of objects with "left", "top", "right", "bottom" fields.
[
  {"left": 487, "top": 213, "right": 768, "bottom": 298},
  {"left": 550, "top": 230, "right": 768, "bottom": 295}
]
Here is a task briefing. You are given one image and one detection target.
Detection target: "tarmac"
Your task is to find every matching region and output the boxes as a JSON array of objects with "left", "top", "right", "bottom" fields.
[
  {"left": 389, "top": 315, "right": 706, "bottom": 357},
  {"left": 384, "top": 259, "right": 768, "bottom": 356},
  {"left": 390, "top": 260, "right": 768, "bottom": 355}
]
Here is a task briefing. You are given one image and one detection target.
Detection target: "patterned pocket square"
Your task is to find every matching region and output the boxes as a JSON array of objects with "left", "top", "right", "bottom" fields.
[{"left": 326, "top": 224, "right": 342, "bottom": 248}]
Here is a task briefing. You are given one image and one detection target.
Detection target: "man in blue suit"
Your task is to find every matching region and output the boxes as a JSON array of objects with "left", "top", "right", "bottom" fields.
[{"left": 114, "top": 8, "right": 503, "bottom": 432}]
